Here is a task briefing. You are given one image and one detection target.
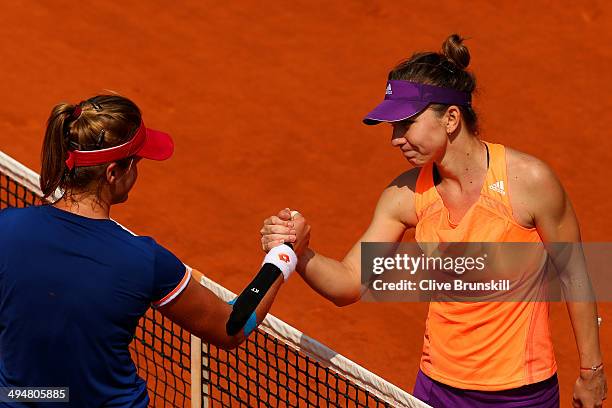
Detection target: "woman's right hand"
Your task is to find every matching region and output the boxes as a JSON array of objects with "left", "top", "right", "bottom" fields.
[
  {"left": 573, "top": 367, "right": 607, "bottom": 408},
  {"left": 261, "top": 208, "right": 310, "bottom": 256}
]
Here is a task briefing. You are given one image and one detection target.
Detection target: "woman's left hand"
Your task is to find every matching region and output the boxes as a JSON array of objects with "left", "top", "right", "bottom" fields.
[{"left": 573, "top": 368, "right": 607, "bottom": 407}]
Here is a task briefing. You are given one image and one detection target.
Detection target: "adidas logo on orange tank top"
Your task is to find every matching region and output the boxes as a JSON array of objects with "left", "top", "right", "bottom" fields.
[{"left": 488, "top": 180, "right": 506, "bottom": 195}]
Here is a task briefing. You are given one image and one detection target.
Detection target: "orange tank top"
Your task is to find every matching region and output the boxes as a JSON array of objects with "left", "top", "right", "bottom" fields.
[{"left": 414, "top": 141, "right": 556, "bottom": 391}]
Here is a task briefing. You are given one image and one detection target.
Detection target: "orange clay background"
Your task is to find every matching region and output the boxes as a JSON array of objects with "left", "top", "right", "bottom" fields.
[{"left": 0, "top": 1, "right": 610, "bottom": 405}]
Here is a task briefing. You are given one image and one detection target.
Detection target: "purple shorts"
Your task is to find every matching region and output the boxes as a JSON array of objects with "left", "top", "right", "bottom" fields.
[{"left": 413, "top": 370, "right": 559, "bottom": 408}]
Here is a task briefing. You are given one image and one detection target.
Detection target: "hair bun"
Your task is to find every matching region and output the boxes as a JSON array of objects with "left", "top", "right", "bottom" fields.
[{"left": 442, "top": 34, "right": 470, "bottom": 70}]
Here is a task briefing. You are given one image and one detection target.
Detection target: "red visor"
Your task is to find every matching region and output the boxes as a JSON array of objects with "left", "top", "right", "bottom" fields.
[{"left": 65, "top": 121, "right": 174, "bottom": 170}]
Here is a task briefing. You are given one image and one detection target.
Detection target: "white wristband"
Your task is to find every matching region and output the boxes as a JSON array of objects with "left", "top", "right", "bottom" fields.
[{"left": 263, "top": 244, "right": 297, "bottom": 281}]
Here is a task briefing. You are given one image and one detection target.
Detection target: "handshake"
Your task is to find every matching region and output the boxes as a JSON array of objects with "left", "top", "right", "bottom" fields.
[{"left": 260, "top": 208, "right": 311, "bottom": 257}]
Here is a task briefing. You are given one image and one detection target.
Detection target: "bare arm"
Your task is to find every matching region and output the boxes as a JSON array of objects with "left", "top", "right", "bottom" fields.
[
  {"left": 297, "top": 186, "right": 412, "bottom": 305},
  {"left": 519, "top": 156, "right": 606, "bottom": 406},
  {"left": 264, "top": 170, "right": 419, "bottom": 307},
  {"left": 158, "top": 268, "right": 283, "bottom": 350}
]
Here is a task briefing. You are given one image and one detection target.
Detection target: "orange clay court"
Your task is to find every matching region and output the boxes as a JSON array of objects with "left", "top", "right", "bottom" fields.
[{"left": 0, "top": 1, "right": 610, "bottom": 406}]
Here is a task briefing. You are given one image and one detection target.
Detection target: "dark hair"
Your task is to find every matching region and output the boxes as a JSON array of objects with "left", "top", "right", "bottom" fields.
[
  {"left": 389, "top": 34, "right": 478, "bottom": 134},
  {"left": 40, "top": 95, "right": 141, "bottom": 199}
]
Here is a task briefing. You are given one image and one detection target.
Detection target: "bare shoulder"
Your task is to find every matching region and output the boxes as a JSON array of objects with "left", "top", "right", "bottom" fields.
[
  {"left": 505, "top": 147, "right": 566, "bottom": 227},
  {"left": 376, "top": 167, "right": 420, "bottom": 227},
  {"left": 505, "top": 147, "right": 561, "bottom": 188}
]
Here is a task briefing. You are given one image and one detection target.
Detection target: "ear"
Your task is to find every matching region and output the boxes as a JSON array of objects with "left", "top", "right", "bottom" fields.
[
  {"left": 445, "top": 106, "right": 462, "bottom": 134},
  {"left": 105, "top": 162, "right": 121, "bottom": 185}
]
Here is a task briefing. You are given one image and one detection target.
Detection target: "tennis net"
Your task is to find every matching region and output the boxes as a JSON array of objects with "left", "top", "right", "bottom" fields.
[{"left": 0, "top": 150, "right": 430, "bottom": 408}]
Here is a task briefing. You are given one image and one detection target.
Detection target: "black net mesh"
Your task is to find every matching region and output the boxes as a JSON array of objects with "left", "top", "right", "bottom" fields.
[
  {"left": 203, "top": 329, "right": 393, "bottom": 407},
  {"left": 1, "top": 173, "right": 41, "bottom": 208},
  {"left": 130, "top": 309, "right": 192, "bottom": 407}
]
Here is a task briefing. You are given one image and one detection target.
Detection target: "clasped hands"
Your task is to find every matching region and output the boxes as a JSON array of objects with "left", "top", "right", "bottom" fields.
[{"left": 260, "top": 208, "right": 310, "bottom": 257}]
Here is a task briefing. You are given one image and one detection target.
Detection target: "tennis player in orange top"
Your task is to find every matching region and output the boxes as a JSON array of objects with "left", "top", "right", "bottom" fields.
[{"left": 261, "top": 34, "right": 607, "bottom": 407}]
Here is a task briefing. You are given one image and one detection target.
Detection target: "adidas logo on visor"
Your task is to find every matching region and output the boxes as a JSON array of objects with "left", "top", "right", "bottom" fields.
[{"left": 386, "top": 83, "right": 392, "bottom": 95}]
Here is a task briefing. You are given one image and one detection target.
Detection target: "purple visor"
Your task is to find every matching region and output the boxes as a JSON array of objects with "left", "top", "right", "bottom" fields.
[{"left": 363, "top": 80, "right": 471, "bottom": 125}]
